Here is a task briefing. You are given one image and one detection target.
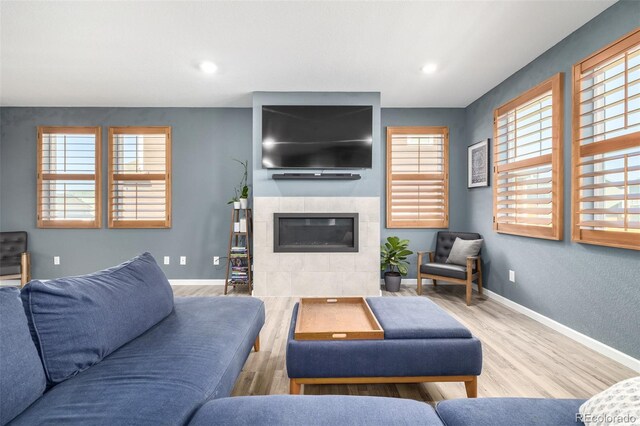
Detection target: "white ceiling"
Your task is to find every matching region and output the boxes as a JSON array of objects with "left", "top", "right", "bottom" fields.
[{"left": 0, "top": 1, "right": 615, "bottom": 108}]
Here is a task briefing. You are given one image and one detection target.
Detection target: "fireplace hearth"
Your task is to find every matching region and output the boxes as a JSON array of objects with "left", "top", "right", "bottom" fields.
[{"left": 274, "top": 213, "right": 359, "bottom": 253}]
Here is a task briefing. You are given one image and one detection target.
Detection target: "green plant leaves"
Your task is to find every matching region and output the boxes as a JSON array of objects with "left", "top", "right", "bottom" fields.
[{"left": 379, "top": 236, "right": 414, "bottom": 276}]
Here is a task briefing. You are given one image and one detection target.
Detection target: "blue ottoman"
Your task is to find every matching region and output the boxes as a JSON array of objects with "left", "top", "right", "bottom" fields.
[{"left": 286, "top": 297, "right": 482, "bottom": 397}]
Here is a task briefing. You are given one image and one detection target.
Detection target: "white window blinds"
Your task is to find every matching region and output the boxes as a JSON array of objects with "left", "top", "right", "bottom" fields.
[
  {"left": 386, "top": 127, "right": 449, "bottom": 228},
  {"left": 493, "top": 74, "right": 563, "bottom": 240},
  {"left": 108, "top": 127, "right": 171, "bottom": 228},
  {"left": 37, "top": 127, "right": 101, "bottom": 228},
  {"left": 573, "top": 28, "right": 640, "bottom": 250}
]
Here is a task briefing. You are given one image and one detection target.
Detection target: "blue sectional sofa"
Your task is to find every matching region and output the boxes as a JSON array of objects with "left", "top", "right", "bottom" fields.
[
  {"left": 0, "top": 252, "right": 588, "bottom": 425},
  {"left": 189, "top": 395, "right": 587, "bottom": 425},
  {"left": 1, "top": 253, "right": 264, "bottom": 425}
]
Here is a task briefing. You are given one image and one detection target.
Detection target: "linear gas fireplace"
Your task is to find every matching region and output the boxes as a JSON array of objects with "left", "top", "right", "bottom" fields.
[{"left": 274, "top": 213, "right": 359, "bottom": 253}]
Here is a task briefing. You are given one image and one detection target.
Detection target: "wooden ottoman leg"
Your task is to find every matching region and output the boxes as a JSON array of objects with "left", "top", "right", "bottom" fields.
[
  {"left": 289, "top": 379, "right": 301, "bottom": 395},
  {"left": 464, "top": 377, "right": 478, "bottom": 398},
  {"left": 253, "top": 336, "right": 260, "bottom": 352}
]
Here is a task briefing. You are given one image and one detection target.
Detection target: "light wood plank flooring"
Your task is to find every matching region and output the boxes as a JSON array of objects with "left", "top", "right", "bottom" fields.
[{"left": 172, "top": 284, "right": 636, "bottom": 403}]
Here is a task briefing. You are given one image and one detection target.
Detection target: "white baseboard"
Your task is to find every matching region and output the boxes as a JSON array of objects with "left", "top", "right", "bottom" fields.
[
  {"left": 169, "top": 279, "right": 225, "bottom": 286},
  {"left": 405, "top": 278, "right": 640, "bottom": 373},
  {"left": 480, "top": 287, "right": 640, "bottom": 373}
]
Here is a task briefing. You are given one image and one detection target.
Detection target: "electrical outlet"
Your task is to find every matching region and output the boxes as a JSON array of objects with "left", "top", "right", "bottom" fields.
[
  {"left": 213, "top": 256, "right": 220, "bottom": 266},
  {"left": 163, "top": 256, "right": 170, "bottom": 265},
  {"left": 509, "top": 270, "right": 516, "bottom": 283},
  {"left": 180, "top": 256, "right": 187, "bottom": 266},
  {"left": 53, "top": 256, "right": 60, "bottom": 265}
]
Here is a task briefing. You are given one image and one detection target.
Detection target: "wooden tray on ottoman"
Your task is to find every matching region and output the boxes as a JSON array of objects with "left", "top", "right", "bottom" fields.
[{"left": 294, "top": 297, "right": 384, "bottom": 341}]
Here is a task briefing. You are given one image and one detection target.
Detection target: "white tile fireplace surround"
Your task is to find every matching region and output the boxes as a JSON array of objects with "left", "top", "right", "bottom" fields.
[{"left": 253, "top": 197, "right": 380, "bottom": 297}]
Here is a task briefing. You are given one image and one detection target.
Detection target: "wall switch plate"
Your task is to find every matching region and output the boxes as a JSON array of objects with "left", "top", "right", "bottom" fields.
[
  {"left": 180, "top": 256, "right": 187, "bottom": 265},
  {"left": 509, "top": 270, "right": 516, "bottom": 283},
  {"left": 213, "top": 256, "right": 220, "bottom": 266},
  {"left": 53, "top": 256, "right": 60, "bottom": 265},
  {"left": 163, "top": 256, "right": 170, "bottom": 265}
]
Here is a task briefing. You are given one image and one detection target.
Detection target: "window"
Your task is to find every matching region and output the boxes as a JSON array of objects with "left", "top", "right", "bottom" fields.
[
  {"left": 386, "top": 126, "right": 449, "bottom": 228},
  {"left": 37, "top": 126, "right": 101, "bottom": 228},
  {"left": 108, "top": 127, "right": 171, "bottom": 228},
  {"left": 493, "top": 73, "right": 564, "bottom": 240},
  {"left": 572, "top": 28, "right": 640, "bottom": 250}
]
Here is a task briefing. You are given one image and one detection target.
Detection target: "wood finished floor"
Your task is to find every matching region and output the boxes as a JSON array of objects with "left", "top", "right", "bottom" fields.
[{"left": 172, "top": 284, "right": 636, "bottom": 403}]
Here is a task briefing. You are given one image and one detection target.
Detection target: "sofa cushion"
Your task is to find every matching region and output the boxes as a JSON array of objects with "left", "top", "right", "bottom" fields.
[
  {"left": 20, "top": 252, "right": 174, "bottom": 384},
  {"left": 9, "top": 297, "right": 265, "bottom": 426},
  {"left": 0, "top": 287, "right": 46, "bottom": 425},
  {"left": 366, "top": 297, "right": 472, "bottom": 339},
  {"left": 421, "top": 263, "right": 468, "bottom": 280},
  {"left": 446, "top": 238, "right": 483, "bottom": 266},
  {"left": 436, "top": 398, "right": 586, "bottom": 426},
  {"left": 579, "top": 376, "right": 640, "bottom": 426},
  {"left": 189, "top": 396, "right": 443, "bottom": 426}
]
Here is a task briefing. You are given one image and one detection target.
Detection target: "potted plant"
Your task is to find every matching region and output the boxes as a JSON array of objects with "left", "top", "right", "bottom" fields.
[
  {"left": 380, "top": 236, "right": 413, "bottom": 292},
  {"left": 234, "top": 159, "right": 250, "bottom": 209},
  {"left": 227, "top": 188, "right": 241, "bottom": 209}
]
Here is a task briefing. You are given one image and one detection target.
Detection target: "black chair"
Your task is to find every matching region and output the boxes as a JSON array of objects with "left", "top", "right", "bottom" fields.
[
  {"left": 417, "top": 231, "right": 483, "bottom": 306},
  {"left": 0, "top": 231, "right": 31, "bottom": 287}
]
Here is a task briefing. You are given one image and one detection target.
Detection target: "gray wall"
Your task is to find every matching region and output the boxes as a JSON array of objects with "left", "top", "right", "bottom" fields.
[
  {"left": 252, "top": 92, "right": 381, "bottom": 197},
  {"left": 380, "top": 108, "right": 467, "bottom": 278},
  {"left": 464, "top": 0, "right": 640, "bottom": 358},
  {"left": 0, "top": 107, "right": 253, "bottom": 279}
]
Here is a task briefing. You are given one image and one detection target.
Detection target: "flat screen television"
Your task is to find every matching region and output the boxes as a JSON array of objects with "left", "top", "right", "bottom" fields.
[{"left": 262, "top": 105, "right": 373, "bottom": 169}]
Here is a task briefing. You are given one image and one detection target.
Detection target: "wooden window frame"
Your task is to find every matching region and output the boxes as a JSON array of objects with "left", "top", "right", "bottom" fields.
[
  {"left": 108, "top": 126, "right": 172, "bottom": 229},
  {"left": 386, "top": 126, "right": 449, "bottom": 229},
  {"left": 571, "top": 28, "right": 640, "bottom": 251},
  {"left": 493, "top": 73, "right": 564, "bottom": 240},
  {"left": 37, "top": 126, "right": 102, "bottom": 228}
]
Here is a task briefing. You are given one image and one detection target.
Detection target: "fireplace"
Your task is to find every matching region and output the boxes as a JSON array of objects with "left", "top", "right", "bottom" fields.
[{"left": 274, "top": 213, "right": 359, "bottom": 253}]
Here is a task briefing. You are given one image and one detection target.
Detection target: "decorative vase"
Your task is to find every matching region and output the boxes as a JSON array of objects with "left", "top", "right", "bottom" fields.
[
  {"left": 239, "top": 198, "right": 248, "bottom": 209},
  {"left": 383, "top": 272, "right": 402, "bottom": 292},
  {"left": 233, "top": 222, "right": 240, "bottom": 232},
  {"left": 233, "top": 201, "right": 241, "bottom": 209},
  {"left": 239, "top": 218, "right": 247, "bottom": 233}
]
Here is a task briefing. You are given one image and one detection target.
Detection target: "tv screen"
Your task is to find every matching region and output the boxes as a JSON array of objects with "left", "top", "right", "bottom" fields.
[{"left": 262, "top": 105, "right": 373, "bottom": 169}]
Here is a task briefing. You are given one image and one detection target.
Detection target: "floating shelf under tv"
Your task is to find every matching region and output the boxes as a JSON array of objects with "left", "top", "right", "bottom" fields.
[{"left": 271, "top": 173, "right": 361, "bottom": 181}]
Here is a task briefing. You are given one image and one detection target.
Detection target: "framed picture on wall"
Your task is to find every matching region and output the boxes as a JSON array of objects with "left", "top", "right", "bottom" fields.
[{"left": 468, "top": 139, "right": 489, "bottom": 188}]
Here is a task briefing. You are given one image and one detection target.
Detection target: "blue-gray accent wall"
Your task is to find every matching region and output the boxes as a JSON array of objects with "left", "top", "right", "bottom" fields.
[
  {"left": 0, "top": 107, "right": 253, "bottom": 279},
  {"left": 464, "top": 0, "right": 640, "bottom": 359},
  {"left": 380, "top": 108, "right": 467, "bottom": 278}
]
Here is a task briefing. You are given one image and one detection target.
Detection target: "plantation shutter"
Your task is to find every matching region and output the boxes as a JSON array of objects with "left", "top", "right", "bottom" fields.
[
  {"left": 386, "top": 126, "right": 449, "bottom": 228},
  {"left": 37, "top": 127, "right": 101, "bottom": 228},
  {"left": 572, "top": 29, "right": 640, "bottom": 250},
  {"left": 108, "top": 127, "right": 171, "bottom": 228},
  {"left": 493, "top": 74, "right": 563, "bottom": 240}
]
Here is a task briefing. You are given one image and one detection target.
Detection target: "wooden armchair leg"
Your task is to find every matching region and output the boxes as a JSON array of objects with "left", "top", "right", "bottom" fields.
[
  {"left": 476, "top": 259, "right": 484, "bottom": 296},
  {"left": 20, "top": 252, "right": 31, "bottom": 287},
  {"left": 417, "top": 274, "right": 423, "bottom": 295}
]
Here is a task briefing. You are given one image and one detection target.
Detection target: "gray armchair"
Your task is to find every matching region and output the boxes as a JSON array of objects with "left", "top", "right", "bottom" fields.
[
  {"left": 417, "top": 231, "right": 483, "bottom": 306},
  {"left": 0, "top": 231, "right": 31, "bottom": 287}
]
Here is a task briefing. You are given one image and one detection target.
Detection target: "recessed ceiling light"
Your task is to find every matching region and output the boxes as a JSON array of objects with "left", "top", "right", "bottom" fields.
[
  {"left": 199, "top": 61, "right": 218, "bottom": 74},
  {"left": 421, "top": 63, "right": 438, "bottom": 74}
]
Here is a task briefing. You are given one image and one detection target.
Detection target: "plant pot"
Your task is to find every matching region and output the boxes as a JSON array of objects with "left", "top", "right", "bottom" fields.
[
  {"left": 239, "top": 198, "right": 248, "bottom": 209},
  {"left": 233, "top": 201, "right": 241, "bottom": 209},
  {"left": 384, "top": 272, "right": 402, "bottom": 292}
]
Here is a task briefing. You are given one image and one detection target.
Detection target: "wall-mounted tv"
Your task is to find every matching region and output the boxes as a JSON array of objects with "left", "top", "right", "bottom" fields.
[{"left": 262, "top": 105, "right": 373, "bottom": 169}]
